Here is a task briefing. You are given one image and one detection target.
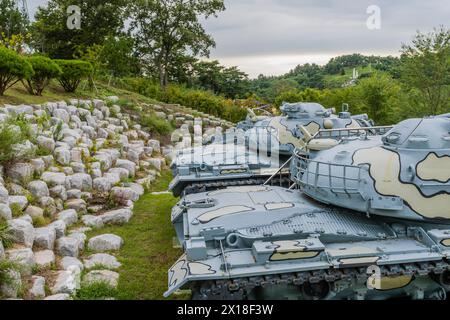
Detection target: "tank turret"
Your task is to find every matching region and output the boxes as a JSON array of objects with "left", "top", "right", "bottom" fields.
[{"left": 293, "top": 115, "right": 450, "bottom": 221}]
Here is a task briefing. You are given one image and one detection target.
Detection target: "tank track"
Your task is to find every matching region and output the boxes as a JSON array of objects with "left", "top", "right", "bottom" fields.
[
  {"left": 191, "top": 260, "right": 450, "bottom": 300},
  {"left": 183, "top": 176, "right": 292, "bottom": 196}
]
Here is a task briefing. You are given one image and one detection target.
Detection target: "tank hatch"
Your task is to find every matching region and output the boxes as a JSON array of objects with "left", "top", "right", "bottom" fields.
[{"left": 383, "top": 117, "right": 450, "bottom": 150}]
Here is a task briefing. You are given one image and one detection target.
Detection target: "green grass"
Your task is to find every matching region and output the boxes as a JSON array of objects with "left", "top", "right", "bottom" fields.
[
  {"left": 75, "top": 282, "right": 118, "bottom": 300},
  {"left": 84, "top": 171, "right": 189, "bottom": 300}
]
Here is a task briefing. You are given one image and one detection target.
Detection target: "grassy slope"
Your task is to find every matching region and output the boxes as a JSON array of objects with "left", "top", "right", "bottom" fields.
[
  {"left": 323, "top": 65, "right": 376, "bottom": 88},
  {"left": 83, "top": 170, "right": 189, "bottom": 300}
]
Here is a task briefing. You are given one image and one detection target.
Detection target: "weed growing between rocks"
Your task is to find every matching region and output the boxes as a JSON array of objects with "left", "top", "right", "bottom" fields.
[{"left": 75, "top": 281, "right": 117, "bottom": 300}]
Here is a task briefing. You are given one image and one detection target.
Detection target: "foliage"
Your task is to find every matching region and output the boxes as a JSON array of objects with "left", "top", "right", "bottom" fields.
[
  {"left": 129, "top": 0, "right": 225, "bottom": 88},
  {"left": 23, "top": 55, "right": 62, "bottom": 95},
  {"left": 400, "top": 26, "right": 450, "bottom": 115},
  {"left": 0, "top": 218, "right": 13, "bottom": 249},
  {"left": 0, "top": 116, "right": 34, "bottom": 165},
  {"left": 75, "top": 282, "right": 117, "bottom": 300},
  {"left": 54, "top": 59, "right": 93, "bottom": 92},
  {"left": 101, "top": 36, "right": 141, "bottom": 78},
  {"left": 0, "top": 46, "right": 33, "bottom": 95},
  {"left": 141, "top": 114, "right": 173, "bottom": 136},
  {"left": 31, "top": 0, "right": 128, "bottom": 59},
  {"left": 0, "top": 0, "right": 29, "bottom": 47}
]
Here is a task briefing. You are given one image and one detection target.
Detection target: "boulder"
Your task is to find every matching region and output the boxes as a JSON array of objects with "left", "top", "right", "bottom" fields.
[
  {"left": 49, "top": 219, "right": 66, "bottom": 238},
  {"left": 110, "top": 187, "right": 139, "bottom": 205},
  {"left": 0, "top": 203, "right": 12, "bottom": 220},
  {"left": 6, "top": 163, "right": 34, "bottom": 185},
  {"left": 34, "top": 227, "right": 56, "bottom": 250},
  {"left": 83, "top": 270, "right": 119, "bottom": 288},
  {"left": 84, "top": 253, "right": 121, "bottom": 270},
  {"left": 99, "top": 208, "right": 132, "bottom": 226},
  {"left": 7, "top": 219, "right": 34, "bottom": 247},
  {"left": 24, "top": 205, "right": 44, "bottom": 220},
  {"left": 51, "top": 268, "right": 81, "bottom": 295},
  {"left": 56, "top": 237, "right": 80, "bottom": 257},
  {"left": 115, "top": 159, "right": 136, "bottom": 177},
  {"left": 6, "top": 248, "right": 35, "bottom": 275},
  {"left": 64, "top": 199, "right": 86, "bottom": 214},
  {"left": 29, "top": 276, "right": 46, "bottom": 299},
  {"left": 88, "top": 234, "right": 123, "bottom": 252},
  {"left": 27, "top": 180, "right": 49, "bottom": 198},
  {"left": 44, "top": 293, "right": 71, "bottom": 300},
  {"left": 57, "top": 209, "right": 78, "bottom": 227},
  {"left": 37, "top": 135, "right": 56, "bottom": 153},
  {"left": 59, "top": 256, "right": 84, "bottom": 271},
  {"left": 68, "top": 232, "right": 86, "bottom": 251},
  {"left": 49, "top": 185, "right": 67, "bottom": 201},
  {"left": 41, "top": 172, "right": 66, "bottom": 187},
  {"left": 34, "top": 250, "right": 55, "bottom": 268},
  {"left": 0, "top": 184, "right": 9, "bottom": 203},
  {"left": 0, "top": 269, "right": 21, "bottom": 298},
  {"left": 30, "top": 158, "right": 46, "bottom": 175},
  {"left": 8, "top": 195, "right": 28, "bottom": 211},
  {"left": 93, "top": 177, "right": 113, "bottom": 193},
  {"left": 81, "top": 215, "right": 103, "bottom": 228},
  {"left": 66, "top": 173, "right": 92, "bottom": 191},
  {"left": 0, "top": 241, "right": 4, "bottom": 259},
  {"left": 54, "top": 147, "right": 71, "bottom": 166}
]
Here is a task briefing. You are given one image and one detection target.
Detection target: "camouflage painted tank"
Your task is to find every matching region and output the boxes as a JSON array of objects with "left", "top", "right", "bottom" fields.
[
  {"left": 235, "top": 106, "right": 272, "bottom": 131},
  {"left": 169, "top": 102, "right": 373, "bottom": 196},
  {"left": 164, "top": 114, "right": 450, "bottom": 300}
]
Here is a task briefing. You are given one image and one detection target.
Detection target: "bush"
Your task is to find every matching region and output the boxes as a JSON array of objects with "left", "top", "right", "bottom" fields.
[
  {"left": 0, "top": 46, "right": 34, "bottom": 95},
  {"left": 0, "top": 115, "right": 34, "bottom": 165},
  {"left": 141, "top": 113, "right": 173, "bottom": 135},
  {"left": 54, "top": 59, "right": 92, "bottom": 92},
  {"left": 23, "top": 56, "right": 62, "bottom": 95}
]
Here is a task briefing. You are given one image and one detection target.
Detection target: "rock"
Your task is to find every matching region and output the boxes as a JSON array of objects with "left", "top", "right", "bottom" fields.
[
  {"left": 54, "top": 147, "right": 71, "bottom": 166},
  {"left": 24, "top": 205, "right": 44, "bottom": 220},
  {"left": 0, "top": 184, "right": 9, "bottom": 203},
  {"left": 57, "top": 209, "right": 78, "bottom": 227},
  {"left": 44, "top": 293, "right": 71, "bottom": 300},
  {"left": 53, "top": 108, "right": 70, "bottom": 123},
  {"left": 41, "top": 172, "right": 66, "bottom": 187},
  {"left": 34, "top": 227, "right": 56, "bottom": 250},
  {"left": 49, "top": 220, "right": 66, "bottom": 238},
  {"left": 8, "top": 195, "right": 28, "bottom": 211},
  {"left": 84, "top": 253, "right": 121, "bottom": 270},
  {"left": 29, "top": 276, "right": 46, "bottom": 299},
  {"left": 30, "top": 158, "right": 46, "bottom": 175},
  {"left": 81, "top": 215, "right": 104, "bottom": 228},
  {"left": 64, "top": 199, "right": 86, "bottom": 214},
  {"left": 66, "top": 173, "right": 92, "bottom": 191},
  {"left": 37, "top": 135, "right": 56, "bottom": 153},
  {"left": 51, "top": 268, "right": 81, "bottom": 295},
  {"left": 108, "top": 167, "right": 129, "bottom": 181},
  {"left": 27, "top": 180, "right": 49, "bottom": 198},
  {"left": 0, "top": 203, "right": 12, "bottom": 220},
  {"left": 56, "top": 237, "right": 80, "bottom": 257},
  {"left": 83, "top": 270, "right": 119, "bottom": 288},
  {"left": 67, "top": 189, "right": 82, "bottom": 199},
  {"left": 0, "top": 241, "right": 4, "bottom": 259},
  {"left": 110, "top": 187, "right": 140, "bottom": 205},
  {"left": 34, "top": 250, "right": 55, "bottom": 268},
  {"left": 148, "top": 158, "right": 163, "bottom": 171},
  {"left": 115, "top": 159, "right": 136, "bottom": 177},
  {"left": 106, "top": 96, "right": 119, "bottom": 103},
  {"left": 0, "top": 269, "right": 21, "bottom": 298},
  {"left": 93, "top": 177, "right": 113, "bottom": 193},
  {"left": 68, "top": 232, "right": 86, "bottom": 251},
  {"left": 49, "top": 185, "right": 67, "bottom": 201},
  {"left": 6, "top": 248, "right": 35, "bottom": 275},
  {"left": 6, "top": 163, "right": 34, "bottom": 185},
  {"left": 99, "top": 208, "right": 132, "bottom": 226},
  {"left": 148, "top": 140, "right": 160, "bottom": 153},
  {"left": 59, "top": 256, "right": 83, "bottom": 271},
  {"left": 88, "top": 234, "right": 123, "bottom": 252},
  {"left": 7, "top": 219, "right": 34, "bottom": 247}
]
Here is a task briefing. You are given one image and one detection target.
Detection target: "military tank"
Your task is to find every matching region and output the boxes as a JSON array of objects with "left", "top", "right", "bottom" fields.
[
  {"left": 235, "top": 105, "right": 273, "bottom": 131},
  {"left": 164, "top": 114, "right": 450, "bottom": 300},
  {"left": 169, "top": 102, "right": 374, "bottom": 197}
]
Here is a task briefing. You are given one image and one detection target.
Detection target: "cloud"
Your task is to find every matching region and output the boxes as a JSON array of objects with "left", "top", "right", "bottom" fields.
[{"left": 29, "top": 0, "right": 449, "bottom": 77}]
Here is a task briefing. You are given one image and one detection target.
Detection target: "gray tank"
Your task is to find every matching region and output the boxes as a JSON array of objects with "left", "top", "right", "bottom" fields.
[
  {"left": 164, "top": 114, "right": 450, "bottom": 300},
  {"left": 169, "top": 102, "right": 373, "bottom": 196}
]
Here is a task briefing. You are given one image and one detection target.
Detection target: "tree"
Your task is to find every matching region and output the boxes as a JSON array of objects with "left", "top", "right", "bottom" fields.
[
  {"left": 0, "top": 46, "right": 33, "bottom": 95},
  {"left": 400, "top": 26, "right": 450, "bottom": 115},
  {"left": 129, "top": 0, "right": 225, "bottom": 89},
  {"left": 101, "top": 36, "right": 141, "bottom": 78},
  {"left": 23, "top": 56, "right": 62, "bottom": 95},
  {"left": 31, "top": 0, "right": 127, "bottom": 59},
  {"left": 0, "top": 0, "right": 29, "bottom": 39}
]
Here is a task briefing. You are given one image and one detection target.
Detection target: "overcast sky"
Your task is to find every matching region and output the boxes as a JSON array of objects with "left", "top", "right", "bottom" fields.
[{"left": 29, "top": 0, "right": 449, "bottom": 78}]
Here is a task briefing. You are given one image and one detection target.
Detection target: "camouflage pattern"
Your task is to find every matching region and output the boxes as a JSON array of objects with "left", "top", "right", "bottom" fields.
[{"left": 293, "top": 114, "right": 450, "bottom": 221}]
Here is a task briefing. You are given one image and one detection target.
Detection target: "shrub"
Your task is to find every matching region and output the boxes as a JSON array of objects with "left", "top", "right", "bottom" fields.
[
  {"left": 54, "top": 59, "right": 92, "bottom": 92},
  {"left": 75, "top": 282, "right": 117, "bottom": 300},
  {"left": 141, "top": 113, "right": 173, "bottom": 135},
  {"left": 0, "top": 217, "right": 13, "bottom": 249},
  {"left": 23, "top": 56, "right": 62, "bottom": 95},
  {"left": 0, "top": 46, "right": 34, "bottom": 95},
  {"left": 0, "top": 121, "right": 27, "bottom": 165}
]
